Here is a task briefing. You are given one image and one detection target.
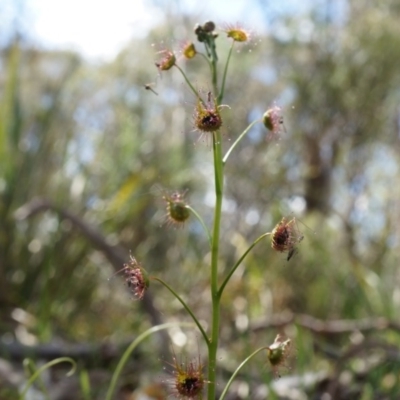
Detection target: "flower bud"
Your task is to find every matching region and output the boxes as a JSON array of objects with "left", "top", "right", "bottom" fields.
[
  {"left": 155, "top": 50, "right": 176, "bottom": 71},
  {"left": 164, "top": 191, "right": 190, "bottom": 227},
  {"left": 203, "top": 21, "right": 216, "bottom": 32},
  {"left": 194, "top": 23, "right": 202, "bottom": 35},
  {"left": 262, "top": 106, "right": 283, "bottom": 135},
  {"left": 267, "top": 334, "right": 292, "bottom": 377},
  {"left": 182, "top": 42, "right": 197, "bottom": 59}
]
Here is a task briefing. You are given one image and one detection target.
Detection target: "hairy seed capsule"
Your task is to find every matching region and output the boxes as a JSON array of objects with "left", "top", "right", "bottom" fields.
[
  {"left": 194, "top": 93, "right": 222, "bottom": 133},
  {"left": 267, "top": 334, "right": 292, "bottom": 378},
  {"left": 163, "top": 191, "right": 190, "bottom": 227}
]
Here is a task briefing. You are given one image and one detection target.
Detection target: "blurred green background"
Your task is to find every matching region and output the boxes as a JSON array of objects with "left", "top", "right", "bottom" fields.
[{"left": 1, "top": 0, "right": 400, "bottom": 399}]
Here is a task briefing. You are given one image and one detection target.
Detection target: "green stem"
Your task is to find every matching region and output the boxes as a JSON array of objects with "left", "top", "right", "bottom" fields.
[
  {"left": 223, "top": 119, "right": 261, "bottom": 165},
  {"left": 198, "top": 52, "right": 213, "bottom": 73},
  {"left": 218, "top": 232, "right": 271, "bottom": 298},
  {"left": 105, "top": 322, "right": 194, "bottom": 400},
  {"left": 23, "top": 359, "right": 51, "bottom": 400},
  {"left": 186, "top": 205, "right": 212, "bottom": 249},
  {"left": 20, "top": 358, "right": 76, "bottom": 400},
  {"left": 217, "top": 41, "right": 235, "bottom": 104},
  {"left": 208, "top": 39, "right": 218, "bottom": 95},
  {"left": 211, "top": 59, "right": 218, "bottom": 95},
  {"left": 207, "top": 129, "right": 224, "bottom": 400},
  {"left": 152, "top": 277, "right": 209, "bottom": 346},
  {"left": 203, "top": 41, "right": 211, "bottom": 58},
  {"left": 218, "top": 347, "right": 268, "bottom": 400},
  {"left": 174, "top": 64, "right": 202, "bottom": 102}
]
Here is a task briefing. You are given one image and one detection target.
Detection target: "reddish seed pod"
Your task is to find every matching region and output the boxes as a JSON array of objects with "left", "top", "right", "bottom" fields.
[
  {"left": 271, "top": 217, "right": 303, "bottom": 260},
  {"left": 119, "top": 256, "right": 149, "bottom": 300},
  {"left": 194, "top": 93, "right": 222, "bottom": 134}
]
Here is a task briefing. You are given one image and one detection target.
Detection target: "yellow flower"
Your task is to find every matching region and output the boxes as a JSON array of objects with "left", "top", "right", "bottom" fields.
[
  {"left": 223, "top": 23, "right": 251, "bottom": 42},
  {"left": 182, "top": 41, "right": 197, "bottom": 59}
]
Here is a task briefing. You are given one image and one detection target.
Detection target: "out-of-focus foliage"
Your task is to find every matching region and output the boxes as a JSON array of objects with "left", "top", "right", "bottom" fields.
[{"left": 1, "top": 1, "right": 400, "bottom": 398}]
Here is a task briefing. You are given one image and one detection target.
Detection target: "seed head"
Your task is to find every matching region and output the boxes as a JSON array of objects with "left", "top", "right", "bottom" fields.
[
  {"left": 169, "top": 356, "right": 205, "bottom": 399},
  {"left": 122, "top": 256, "right": 149, "bottom": 300},
  {"left": 271, "top": 217, "right": 303, "bottom": 260},
  {"left": 262, "top": 106, "right": 284, "bottom": 139},
  {"left": 203, "top": 21, "right": 216, "bottom": 33},
  {"left": 266, "top": 334, "right": 292, "bottom": 378},
  {"left": 163, "top": 190, "right": 190, "bottom": 227},
  {"left": 223, "top": 23, "right": 251, "bottom": 42},
  {"left": 194, "top": 21, "right": 217, "bottom": 42},
  {"left": 194, "top": 93, "right": 222, "bottom": 134},
  {"left": 155, "top": 49, "right": 176, "bottom": 71}
]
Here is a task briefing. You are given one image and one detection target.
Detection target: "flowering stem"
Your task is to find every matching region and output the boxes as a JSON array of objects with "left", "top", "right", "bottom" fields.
[
  {"left": 217, "top": 41, "right": 235, "bottom": 104},
  {"left": 207, "top": 129, "right": 224, "bottom": 400},
  {"left": 206, "top": 34, "right": 224, "bottom": 396},
  {"left": 186, "top": 205, "right": 212, "bottom": 249},
  {"left": 152, "top": 277, "right": 209, "bottom": 346},
  {"left": 174, "top": 64, "right": 202, "bottom": 102},
  {"left": 218, "top": 347, "right": 268, "bottom": 400},
  {"left": 211, "top": 59, "right": 218, "bottom": 95},
  {"left": 218, "top": 232, "right": 271, "bottom": 298},
  {"left": 207, "top": 39, "right": 219, "bottom": 94},
  {"left": 223, "top": 119, "right": 261, "bottom": 165}
]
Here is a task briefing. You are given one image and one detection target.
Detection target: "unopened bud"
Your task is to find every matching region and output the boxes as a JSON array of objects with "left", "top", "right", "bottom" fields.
[{"left": 203, "top": 21, "right": 216, "bottom": 32}]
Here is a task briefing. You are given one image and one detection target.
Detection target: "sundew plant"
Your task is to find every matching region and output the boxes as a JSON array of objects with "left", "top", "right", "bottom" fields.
[{"left": 107, "top": 21, "right": 302, "bottom": 400}]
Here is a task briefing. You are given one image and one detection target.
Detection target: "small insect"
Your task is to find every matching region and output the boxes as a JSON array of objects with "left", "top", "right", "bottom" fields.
[
  {"left": 271, "top": 217, "right": 304, "bottom": 261},
  {"left": 286, "top": 247, "right": 296, "bottom": 261},
  {"left": 144, "top": 83, "right": 158, "bottom": 95}
]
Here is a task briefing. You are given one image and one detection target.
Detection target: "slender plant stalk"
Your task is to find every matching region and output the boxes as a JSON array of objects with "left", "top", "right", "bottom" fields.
[
  {"left": 152, "top": 277, "right": 209, "bottom": 345},
  {"left": 219, "top": 232, "right": 271, "bottom": 298},
  {"left": 210, "top": 46, "right": 218, "bottom": 95},
  {"left": 218, "top": 347, "right": 268, "bottom": 400},
  {"left": 198, "top": 51, "right": 213, "bottom": 73},
  {"left": 217, "top": 41, "right": 235, "bottom": 105},
  {"left": 20, "top": 357, "right": 76, "bottom": 400},
  {"left": 186, "top": 205, "right": 213, "bottom": 248},
  {"left": 23, "top": 359, "right": 51, "bottom": 400},
  {"left": 207, "top": 129, "right": 224, "bottom": 399},
  {"left": 223, "top": 119, "right": 261, "bottom": 164},
  {"left": 79, "top": 370, "right": 91, "bottom": 400},
  {"left": 174, "top": 64, "right": 202, "bottom": 101}
]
